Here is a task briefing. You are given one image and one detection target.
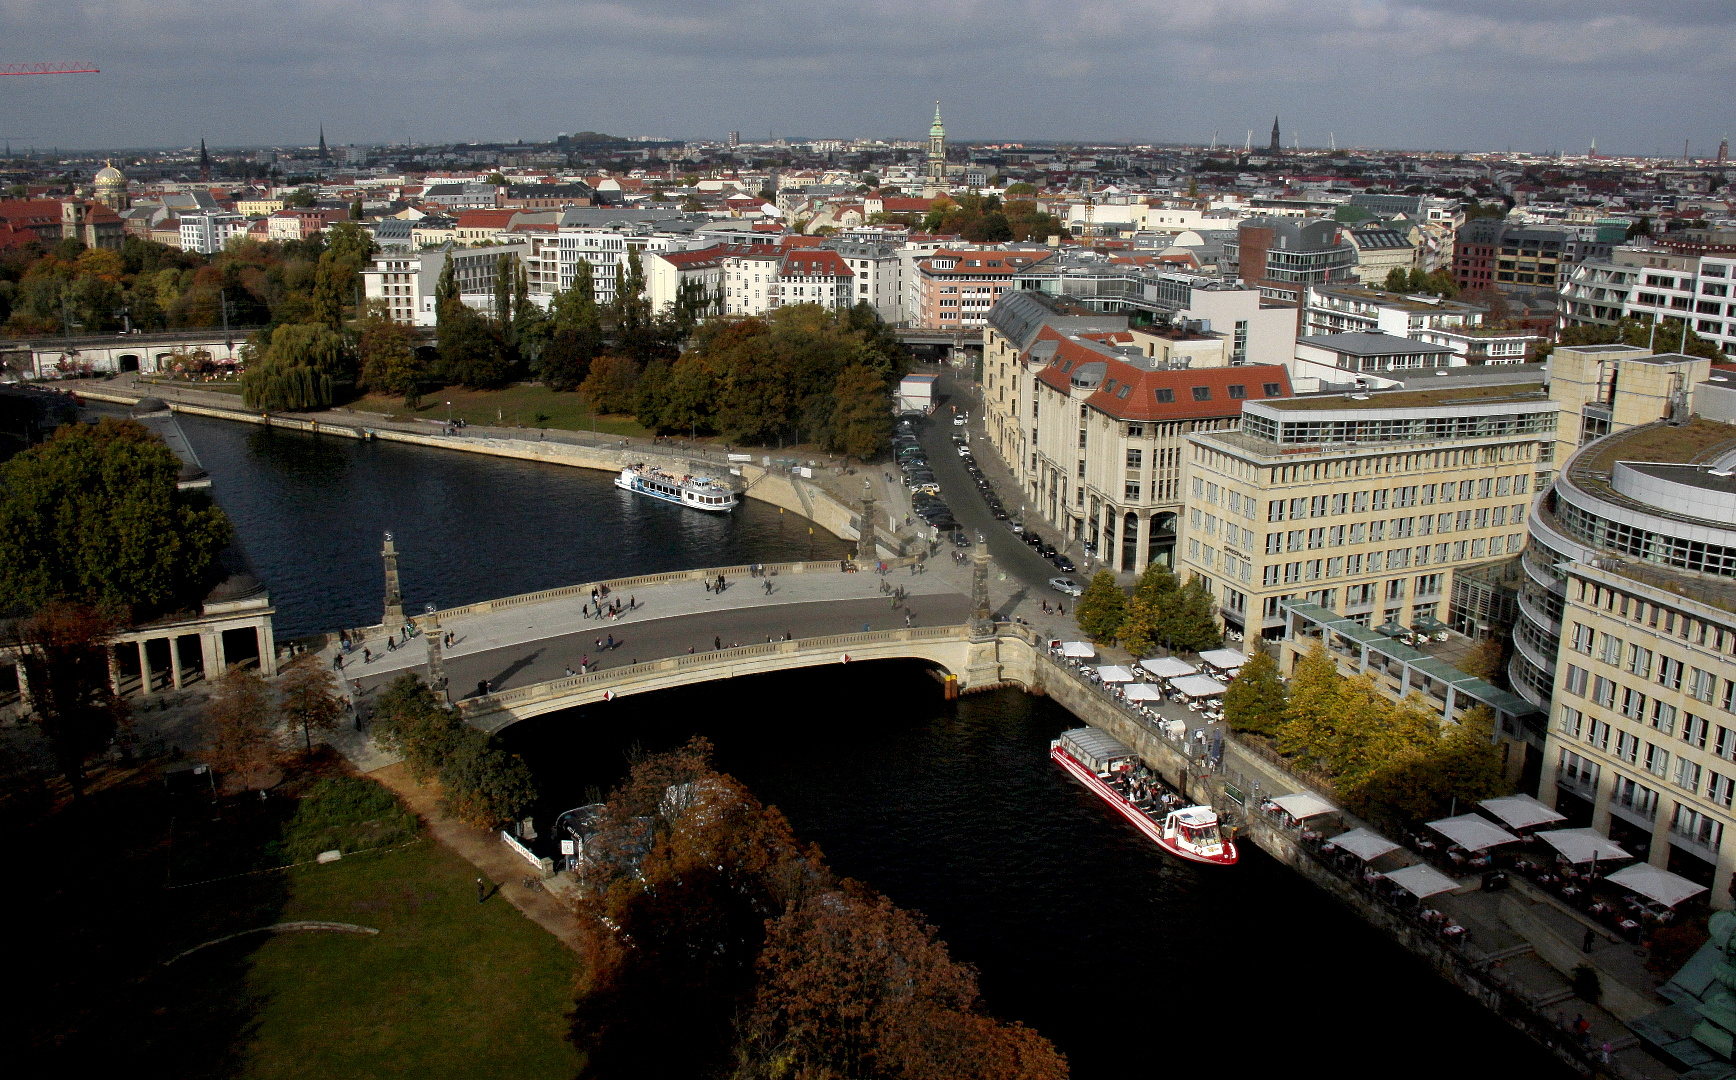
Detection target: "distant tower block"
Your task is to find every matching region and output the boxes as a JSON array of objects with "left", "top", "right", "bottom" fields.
[
  {"left": 1720, "top": 136, "right": 1729, "bottom": 165},
  {"left": 382, "top": 531, "right": 405, "bottom": 627}
]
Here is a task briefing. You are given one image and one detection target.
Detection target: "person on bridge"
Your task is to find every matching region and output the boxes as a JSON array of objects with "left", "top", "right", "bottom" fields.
[
  {"left": 333, "top": 653, "right": 344, "bottom": 671},
  {"left": 606, "top": 633, "right": 615, "bottom": 650},
  {"left": 714, "top": 636, "right": 722, "bottom": 650},
  {"left": 628, "top": 595, "right": 636, "bottom": 611},
  {"left": 763, "top": 580, "right": 772, "bottom": 595}
]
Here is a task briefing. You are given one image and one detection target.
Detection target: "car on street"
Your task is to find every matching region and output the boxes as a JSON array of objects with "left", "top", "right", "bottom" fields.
[
  {"left": 953, "top": 414, "right": 966, "bottom": 426},
  {"left": 951, "top": 531, "right": 972, "bottom": 547},
  {"left": 1050, "top": 553, "right": 1076, "bottom": 572},
  {"left": 1049, "top": 577, "right": 1083, "bottom": 596}
]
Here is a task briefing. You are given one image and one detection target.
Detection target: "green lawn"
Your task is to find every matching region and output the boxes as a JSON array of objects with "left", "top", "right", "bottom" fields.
[
  {"left": 142, "top": 375, "right": 244, "bottom": 395},
  {"left": 351, "top": 383, "right": 651, "bottom": 438},
  {"left": 232, "top": 842, "right": 582, "bottom": 1080}
]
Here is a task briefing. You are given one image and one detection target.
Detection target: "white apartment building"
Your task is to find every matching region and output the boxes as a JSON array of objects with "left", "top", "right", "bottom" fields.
[
  {"left": 1560, "top": 237, "right": 1736, "bottom": 358},
  {"left": 824, "top": 240, "right": 904, "bottom": 323},
  {"left": 179, "top": 211, "right": 247, "bottom": 254},
  {"left": 360, "top": 241, "right": 530, "bottom": 326},
  {"left": 1304, "top": 283, "right": 1540, "bottom": 365},
  {"left": 721, "top": 247, "right": 786, "bottom": 316}
]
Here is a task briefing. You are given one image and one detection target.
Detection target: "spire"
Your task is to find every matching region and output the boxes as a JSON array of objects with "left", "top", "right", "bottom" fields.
[
  {"left": 1269, "top": 115, "right": 1281, "bottom": 154},
  {"left": 199, "top": 138, "right": 210, "bottom": 182},
  {"left": 930, "top": 101, "right": 944, "bottom": 137},
  {"left": 318, "top": 124, "right": 328, "bottom": 161}
]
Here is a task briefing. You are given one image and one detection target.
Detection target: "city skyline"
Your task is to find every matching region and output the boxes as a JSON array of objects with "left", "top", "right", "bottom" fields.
[{"left": 2, "top": 0, "right": 1731, "bottom": 155}]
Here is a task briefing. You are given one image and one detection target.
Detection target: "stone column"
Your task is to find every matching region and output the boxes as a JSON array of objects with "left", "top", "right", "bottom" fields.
[
  {"left": 968, "top": 544, "right": 995, "bottom": 641},
  {"left": 858, "top": 485, "right": 876, "bottom": 563},
  {"left": 382, "top": 531, "right": 405, "bottom": 629},
  {"left": 1648, "top": 799, "right": 1674, "bottom": 870},
  {"left": 169, "top": 636, "right": 183, "bottom": 690},
  {"left": 425, "top": 611, "right": 450, "bottom": 707},
  {"left": 201, "top": 630, "right": 225, "bottom": 678}
]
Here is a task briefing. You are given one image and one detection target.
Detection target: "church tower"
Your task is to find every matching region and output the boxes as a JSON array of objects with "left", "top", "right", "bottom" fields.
[
  {"left": 318, "top": 125, "right": 329, "bottom": 162},
  {"left": 198, "top": 138, "right": 211, "bottom": 182},
  {"left": 1269, "top": 116, "right": 1281, "bottom": 154},
  {"left": 926, "top": 103, "right": 946, "bottom": 193}
]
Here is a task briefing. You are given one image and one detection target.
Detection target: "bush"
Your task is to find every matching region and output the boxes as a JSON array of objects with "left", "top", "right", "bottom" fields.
[
  {"left": 280, "top": 777, "right": 419, "bottom": 862},
  {"left": 1571, "top": 963, "right": 1602, "bottom": 1004}
]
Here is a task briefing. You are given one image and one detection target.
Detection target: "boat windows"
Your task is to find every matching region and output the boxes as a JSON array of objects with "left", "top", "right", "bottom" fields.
[{"left": 1181, "top": 823, "right": 1220, "bottom": 847}]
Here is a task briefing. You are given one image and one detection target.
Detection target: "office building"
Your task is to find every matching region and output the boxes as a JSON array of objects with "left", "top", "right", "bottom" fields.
[{"left": 1179, "top": 381, "right": 1559, "bottom": 643}]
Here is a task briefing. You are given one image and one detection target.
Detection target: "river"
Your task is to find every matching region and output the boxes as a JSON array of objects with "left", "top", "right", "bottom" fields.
[{"left": 152, "top": 409, "right": 1571, "bottom": 1079}]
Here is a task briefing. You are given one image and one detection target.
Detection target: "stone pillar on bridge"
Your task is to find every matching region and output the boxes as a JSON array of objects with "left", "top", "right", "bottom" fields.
[
  {"left": 381, "top": 532, "right": 405, "bottom": 629},
  {"left": 968, "top": 542, "right": 995, "bottom": 641},
  {"left": 423, "top": 604, "right": 450, "bottom": 707},
  {"left": 858, "top": 484, "right": 876, "bottom": 563}
]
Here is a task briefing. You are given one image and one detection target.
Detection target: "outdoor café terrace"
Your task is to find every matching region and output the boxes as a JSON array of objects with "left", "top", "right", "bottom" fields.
[{"left": 1279, "top": 600, "right": 1543, "bottom": 738}]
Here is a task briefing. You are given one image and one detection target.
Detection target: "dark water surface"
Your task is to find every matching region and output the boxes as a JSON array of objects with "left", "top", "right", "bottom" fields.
[
  {"left": 505, "top": 665, "right": 1574, "bottom": 1080},
  {"left": 158, "top": 410, "right": 1570, "bottom": 1079},
  {"left": 169, "top": 413, "right": 852, "bottom": 637}
]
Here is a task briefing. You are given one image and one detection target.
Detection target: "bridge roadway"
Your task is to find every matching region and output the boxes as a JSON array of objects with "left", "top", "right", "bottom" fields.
[{"left": 339, "top": 563, "right": 974, "bottom": 706}]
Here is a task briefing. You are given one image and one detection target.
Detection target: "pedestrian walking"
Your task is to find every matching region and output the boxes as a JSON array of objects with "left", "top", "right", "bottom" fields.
[
  {"left": 580, "top": 654, "right": 589, "bottom": 672},
  {"left": 629, "top": 595, "right": 636, "bottom": 610},
  {"left": 715, "top": 636, "right": 722, "bottom": 651},
  {"left": 334, "top": 653, "right": 345, "bottom": 671},
  {"left": 764, "top": 580, "right": 772, "bottom": 594},
  {"left": 476, "top": 877, "right": 486, "bottom": 904},
  {"left": 705, "top": 579, "right": 712, "bottom": 594},
  {"left": 363, "top": 647, "right": 372, "bottom": 663},
  {"left": 1583, "top": 928, "right": 1596, "bottom": 953},
  {"left": 905, "top": 614, "right": 912, "bottom": 628},
  {"left": 606, "top": 633, "right": 615, "bottom": 650},
  {"left": 386, "top": 635, "right": 396, "bottom": 652}
]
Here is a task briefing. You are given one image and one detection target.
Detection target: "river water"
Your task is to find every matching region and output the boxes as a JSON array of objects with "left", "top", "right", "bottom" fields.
[{"left": 155, "top": 410, "right": 1571, "bottom": 1079}]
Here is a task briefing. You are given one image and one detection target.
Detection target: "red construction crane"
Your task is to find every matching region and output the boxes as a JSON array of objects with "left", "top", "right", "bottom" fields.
[{"left": 0, "top": 63, "right": 99, "bottom": 76}]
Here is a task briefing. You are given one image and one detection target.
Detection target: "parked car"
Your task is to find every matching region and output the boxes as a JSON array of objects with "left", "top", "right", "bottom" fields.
[
  {"left": 952, "top": 531, "right": 972, "bottom": 547},
  {"left": 1049, "top": 577, "right": 1083, "bottom": 597},
  {"left": 1037, "top": 544, "right": 1057, "bottom": 559},
  {"left": 1050, "top": 553, "right": 1076, "bottom": 572}
]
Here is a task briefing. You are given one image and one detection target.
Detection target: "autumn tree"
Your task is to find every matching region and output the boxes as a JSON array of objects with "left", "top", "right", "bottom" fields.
[
  {"left": 202, "top": 664, "right": 279, "bottom": 791},
  {"left": 240, "top": 322, "right": 353, "bottom": 410},
  {"left": 1074, "top": 571, "right": 1127, "bottom": 644},
  {"left": 11, "top": 603, "right": 129, "bottom": 796},
  {"left": 736, "top": 889, "right": 1069, "bottom": 1080},
  {"left": 356, "top": 302, "right": 425, "bottom": 406},
  {"left": 1117, "top": 560, "right": 1178, "bottom": 657},
  {"left": 279, "top": 652, "right": 344, "bottom": 757},
  {"left": 1223, "top": 649, "right": 1286, "bottom": 736}
]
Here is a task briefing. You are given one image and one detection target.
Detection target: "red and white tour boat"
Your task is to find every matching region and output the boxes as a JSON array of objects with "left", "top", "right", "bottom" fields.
[{"left": 1050, "top": 726, "right": 1237, "bottom": 866}]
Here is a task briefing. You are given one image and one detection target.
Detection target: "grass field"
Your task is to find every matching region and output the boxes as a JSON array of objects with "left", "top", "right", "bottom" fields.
[
  {"left": 230, "top": 842, "right": 582, "bottom": 1080},
  {"left": 351, "top": 383, "right": 651, "bottom": 438}
]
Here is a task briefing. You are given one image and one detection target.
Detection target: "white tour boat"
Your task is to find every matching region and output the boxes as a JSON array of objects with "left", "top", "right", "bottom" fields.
[
  {"left": 1050, "top": 726, "right": 1237, "bottom": 866},
  {"left": 614, "top": 464, "right": 739, "bottom": 513}
]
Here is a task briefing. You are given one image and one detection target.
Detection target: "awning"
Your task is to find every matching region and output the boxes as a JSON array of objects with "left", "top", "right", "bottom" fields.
[
  {"left": 1382, "top": 863, "right": 1462, "bottom": 899},
  {"left": 1479, "top": 794, "right": 1567, "bottom": 831},
  {"left": 1197, "top": 648, "right": 1248, "bottom": 670},
  {"left": 1140, "top": 656, "right": 1198, "bottom": 679},
  {"left": 1269, "top": 791, "right": 1339, "bottom": 820},
  {"left": 1413, "top": 614, "right": 1449, "bottom": 634},
  {"left": 1376, "top": 620, "right": 1407, "bottom": 637},
  {"left": 1097, "top": 665, "right": 1136, "bottom": 683},
  {"left": 1426, "top": 814, "right": 1522, "bottom": 851},
  {"left": 1170, "top": 674, "right": 1227, "bottom": 698},
  {"left": 1534, "top": 828, "right": 1632, "bottom": 865},
  {"left": 1329, "top": 827, "right": 1401, "bottom": 862},
  {"left": 1058, "top": 641, "right": 1095, "bottom": 658},
  {"left": 1123, "top": 683, "right": 1165, "bottom": 702},
  {"left": 1607, "top": 863, "right": 1709, "bottom": 908}
]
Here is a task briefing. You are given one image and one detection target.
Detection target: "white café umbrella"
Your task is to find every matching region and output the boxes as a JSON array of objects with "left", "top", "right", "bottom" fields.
[
  {"left": 1096, "top": 665, "right": 1136, "bottom": 683},
  {"left": 1426, "top": 814, "right": 1522, "bottom": 852},
  {"left": 1330, "top": 827, "right": 1401, "bottom": 862},
  {"left": 1058, "top": 641, "right": 1095, "bottom": 658},
  {"left": 1197, "top": 648, "right": 1248, "bottom": 671},
  {"left": 1606, "top": 863, "right": 1708, "bottom": 908},
  {"left": 1123, "top": 683, "right": 1165, "bottom": 702},
  {"left": 1269, "top": 791, "right": 1339, "bottom": 820},
  {"left": 1169, "top": 673, "right": 1227, "bottom": 698},
  {"left": 1382, "top": 863, "right": 1462, "bottom": 899},
  {"left": 1479, "top": 794, "right": 1567, "bottom": 832},
  {"left": 1139, "top": 656, "right": 1198, "bottom": 679},
  {"left": 1534, "top": 828, "right": 1632, "bottom": 865}
]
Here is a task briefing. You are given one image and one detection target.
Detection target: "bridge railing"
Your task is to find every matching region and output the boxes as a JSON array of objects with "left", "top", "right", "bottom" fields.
[
  {"left": 412, "top": 556, "right": 923, "bottom": 628},
  {"left": 456, "top": 623, "right": 972, "bottom": 716}
]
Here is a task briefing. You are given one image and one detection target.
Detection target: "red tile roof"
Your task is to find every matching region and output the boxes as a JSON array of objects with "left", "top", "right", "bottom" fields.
[
  {"left": 1031, "top": 332, "right": 1291, "bottom": 421},
  {"left": 455, "top": 209, "right": 518, "bottom": 228},
  {"left": 779, "top": 249, "right": 854, "bottom": 278}
]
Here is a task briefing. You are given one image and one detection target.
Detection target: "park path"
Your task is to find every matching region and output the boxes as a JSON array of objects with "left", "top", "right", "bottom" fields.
[{"left": 368, "top": 762, "right": 591, "bottom": 956}]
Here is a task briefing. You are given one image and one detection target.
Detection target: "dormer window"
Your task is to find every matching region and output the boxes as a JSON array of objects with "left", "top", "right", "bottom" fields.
[{"left": 1155, "top": 388, "right": 1175, "bottom": 403}]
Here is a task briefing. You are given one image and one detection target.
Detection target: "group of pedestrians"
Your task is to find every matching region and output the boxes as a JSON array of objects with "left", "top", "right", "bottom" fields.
[{"left": 586, "top": 593, "right": 634, "bottom": 619}]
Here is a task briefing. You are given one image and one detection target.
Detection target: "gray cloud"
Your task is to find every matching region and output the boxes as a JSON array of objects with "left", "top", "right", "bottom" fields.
[{"left": 0, "top": 0, "right": 1730, "bottom": 155}]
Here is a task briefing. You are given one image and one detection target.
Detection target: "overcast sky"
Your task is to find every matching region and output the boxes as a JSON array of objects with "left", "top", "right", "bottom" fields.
[{"left": 2, "top": 0, "right": 1731, "bottom": 157}]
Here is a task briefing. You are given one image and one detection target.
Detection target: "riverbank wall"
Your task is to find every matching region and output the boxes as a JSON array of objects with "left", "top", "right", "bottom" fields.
[
  {"left": 1032, "top": 655, "right": 1615, "bottom": 1079},
  {"left": 73, "top": 388, "right": 900, "bottom": 559}
]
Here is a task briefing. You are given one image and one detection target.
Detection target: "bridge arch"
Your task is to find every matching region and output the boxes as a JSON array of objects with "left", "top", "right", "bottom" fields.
[{"left": 458, "top": 626, "right": 1037, "bottom": 734}]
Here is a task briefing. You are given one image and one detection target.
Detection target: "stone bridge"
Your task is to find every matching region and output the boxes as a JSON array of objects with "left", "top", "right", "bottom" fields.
[{"left": 455, "top": 623, "right": 1040, "bottom": 732}]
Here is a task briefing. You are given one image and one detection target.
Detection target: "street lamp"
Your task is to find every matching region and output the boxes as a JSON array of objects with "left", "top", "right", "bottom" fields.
[{"left": 446, "top": 401, "right": 452, "bottom": 429}]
